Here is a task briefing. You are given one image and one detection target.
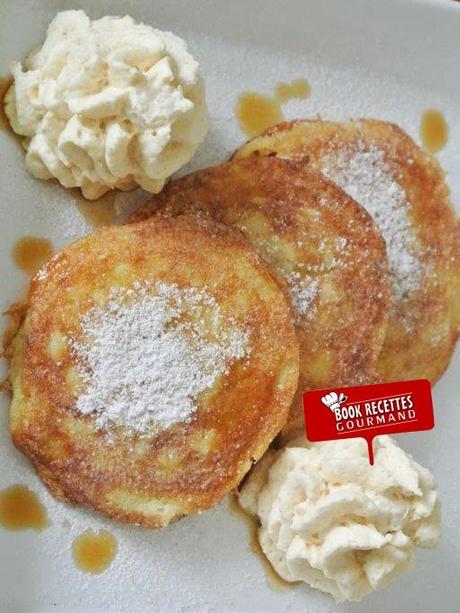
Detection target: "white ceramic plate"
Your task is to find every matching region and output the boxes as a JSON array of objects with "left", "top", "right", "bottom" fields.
[{"left": 1, "top": 1, "right": 459, "bottom": 611}]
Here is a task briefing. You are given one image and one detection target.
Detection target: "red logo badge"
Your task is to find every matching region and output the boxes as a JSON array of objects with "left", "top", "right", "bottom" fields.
[{"left": 303, "top": 379, "right": 434, "bottom": 464}]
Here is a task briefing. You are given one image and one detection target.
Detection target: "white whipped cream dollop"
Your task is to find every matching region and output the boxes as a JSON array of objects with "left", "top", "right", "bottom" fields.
[
  {"left": 5, "top": 10, "right": 208, "bottom": 199},
  {"left": 239, "top": 436, "right": 440, "bottom": 602}
]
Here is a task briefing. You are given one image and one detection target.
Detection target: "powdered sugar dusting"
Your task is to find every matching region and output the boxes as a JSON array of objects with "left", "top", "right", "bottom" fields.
[
  {"left": 71, "top": 282, "right": 250, "bottom": 434},
  {"left": 286, "top": 272, "right": 319, "bottom": 322},
  {"left": 2, "top": 16, "right": 459, "bottom": 612},
  {"left": 321, "top": 145, "right": 423, "bottom": 302}
]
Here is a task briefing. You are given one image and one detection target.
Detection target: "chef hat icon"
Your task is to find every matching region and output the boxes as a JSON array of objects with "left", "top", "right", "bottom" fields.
[{"left": 321, "top": 391, "right": 348, "bottom": 412}]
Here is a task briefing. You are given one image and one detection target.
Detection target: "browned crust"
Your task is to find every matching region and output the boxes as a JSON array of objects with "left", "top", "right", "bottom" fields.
[
  {"left": 1, "top": 300, "right": 29, "bottom": 393},
  {"left": 234, "top": 118, "right": 460, "bottom": 386},
  {"left": 9, "top": 215, "right": 299, "bottom": 527},
  {"left": 2, "top": 300, "right": 28, "bottom": 360},
  {"left": 127, "top": 157, "right": 391, "bottom": 437}
]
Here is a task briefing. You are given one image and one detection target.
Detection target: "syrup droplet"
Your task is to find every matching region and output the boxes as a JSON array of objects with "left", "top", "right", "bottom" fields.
[
  {"left": 236, "top": 93, "right": 284, "bottom": 139},
  {"left": 227, "top": 493, "right": 297, "bottom": 591},
  {"left": 420, "top": 109, "right": 448, "bottom": 153},
  {"left": 275, "top": 78, "right": 311, "bottom": 102},
  {"left": 236, "top": 79, "right": 311, "bottom": 138},
  {"left": 12, "top": 236, "right": 54, "bottom": 275},
  {"left": 0, "top": 484, "right": 48, "bottom": 531},
  {"left": 72, "top": 529, "right": 118, "bottom": 574},
  {"left": 71, "top": 188, "right": 119, "bottom": 227}
]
